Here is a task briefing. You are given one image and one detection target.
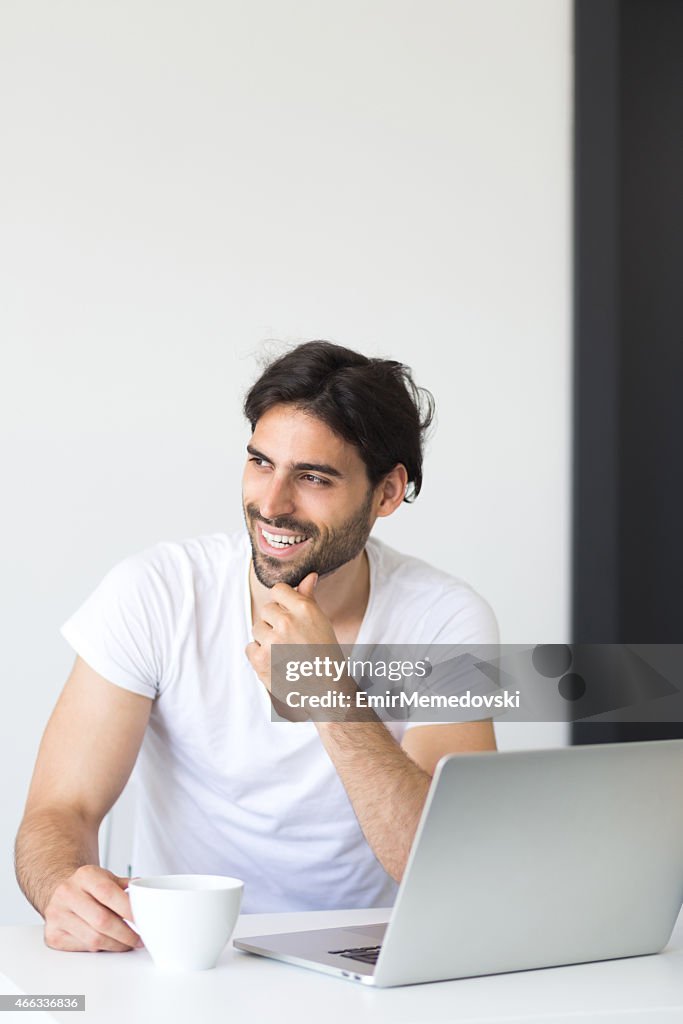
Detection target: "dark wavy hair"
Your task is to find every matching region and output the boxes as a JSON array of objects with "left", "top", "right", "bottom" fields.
[{"left": 243, "top": 341, "right": 435, "bottom": 502}]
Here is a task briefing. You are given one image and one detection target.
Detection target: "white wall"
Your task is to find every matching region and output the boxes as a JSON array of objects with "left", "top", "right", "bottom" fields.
[{"left": 0, "top": 0, "right": 571, "bottom": 923}]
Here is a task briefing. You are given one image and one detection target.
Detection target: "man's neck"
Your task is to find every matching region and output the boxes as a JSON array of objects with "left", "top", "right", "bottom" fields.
[{"left": 249, "top": 549, "right": 371, "bottom": 635}]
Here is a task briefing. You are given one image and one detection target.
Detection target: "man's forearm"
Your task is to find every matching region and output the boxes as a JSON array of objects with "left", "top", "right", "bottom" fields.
[
  {"left": 315, "top": 717, "right": 431, "bottom": 883},
  {"left": 15, "top": 808, "right": 100, "bottom": 917}
]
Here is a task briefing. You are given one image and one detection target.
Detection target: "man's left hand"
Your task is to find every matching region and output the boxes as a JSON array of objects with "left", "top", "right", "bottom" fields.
[{"left": 246, "top": 573, "right": 341, "bottom": 693}]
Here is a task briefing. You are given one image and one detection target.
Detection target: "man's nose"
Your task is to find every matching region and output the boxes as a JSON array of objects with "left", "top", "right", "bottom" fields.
[{"left": 259, "top": 473, "right": 296, "bottom": 521}]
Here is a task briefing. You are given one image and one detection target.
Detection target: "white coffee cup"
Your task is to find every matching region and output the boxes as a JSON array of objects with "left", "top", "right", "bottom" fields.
[{"left": 128, "top": 874, "right": 244, "bottom": 971}]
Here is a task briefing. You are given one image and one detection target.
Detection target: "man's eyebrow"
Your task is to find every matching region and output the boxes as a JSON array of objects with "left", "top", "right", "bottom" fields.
[
  {"left": 246, "top": 445, "right": 344, "bottom": 478},
  {"left": 294, "top": 461, "right": 344, "bottom": 479}
]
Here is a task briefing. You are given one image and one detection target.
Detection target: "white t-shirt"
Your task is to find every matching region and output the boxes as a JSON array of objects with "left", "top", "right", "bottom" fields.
[{"left": 61, "top": 531, "right": 497, "bottom": 913}]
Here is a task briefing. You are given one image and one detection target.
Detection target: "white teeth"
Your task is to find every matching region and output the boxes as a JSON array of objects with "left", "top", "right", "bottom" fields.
[{"left": 262, "top": 528, "right": 306, "bottom": 547}]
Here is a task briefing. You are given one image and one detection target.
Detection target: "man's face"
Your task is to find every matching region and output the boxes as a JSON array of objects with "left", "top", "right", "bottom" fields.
[{"left": 242, "top": 404, "right": 377, "bottom": 588}]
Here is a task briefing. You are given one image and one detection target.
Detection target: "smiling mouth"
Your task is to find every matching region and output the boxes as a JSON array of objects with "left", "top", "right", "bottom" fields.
[
  {"left": 255, "top": 522, "right": 312, "bottom": 556},
  {"left": 261, "top": 527, "right": 308, "bottom": 549}
]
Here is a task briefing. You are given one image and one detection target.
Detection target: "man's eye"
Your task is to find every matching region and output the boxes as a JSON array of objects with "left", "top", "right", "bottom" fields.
[
  {"left": 302, "top": 474, "right": 329, "bottom": 486},
  {"left": 249, "top": 457, "right": 271, "bottom": 468}
]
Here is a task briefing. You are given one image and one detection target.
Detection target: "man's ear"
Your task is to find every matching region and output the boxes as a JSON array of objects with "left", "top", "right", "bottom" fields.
[{"left": 375, "top": 464, "right": 409, "bottom": 518}]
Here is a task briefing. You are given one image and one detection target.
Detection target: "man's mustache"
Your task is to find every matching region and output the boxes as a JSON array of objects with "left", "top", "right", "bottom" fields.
[{"left": 246, "top": 505, "right": 319, "bottom": 539}]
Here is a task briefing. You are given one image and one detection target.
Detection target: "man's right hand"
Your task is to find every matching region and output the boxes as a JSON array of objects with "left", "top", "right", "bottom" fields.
[{"left": 43, "top": 865, "right": 142, "bottom": 952}]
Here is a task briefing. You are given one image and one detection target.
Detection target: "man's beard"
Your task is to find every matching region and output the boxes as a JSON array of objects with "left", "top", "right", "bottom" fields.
[{"left": 243, "top": 488, "right": 375, "bottom": 589}]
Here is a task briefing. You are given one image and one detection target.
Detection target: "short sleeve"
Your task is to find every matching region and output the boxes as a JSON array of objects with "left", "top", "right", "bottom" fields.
[
  {"left": 402, "top": 586, "right": 500, "bottom": 731},
  {"left": 60, "top": 552, "right": 177, "bottom": 699}
]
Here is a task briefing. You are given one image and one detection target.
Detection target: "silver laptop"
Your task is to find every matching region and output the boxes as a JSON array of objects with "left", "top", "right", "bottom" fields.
[{"left": 234, "top": 739, "right": 683, "bottom": 987}]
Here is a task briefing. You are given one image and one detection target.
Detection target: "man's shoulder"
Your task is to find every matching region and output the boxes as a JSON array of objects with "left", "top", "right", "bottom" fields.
[
  {"left": 119, "top": 530, "right": 248, "bottom": 590},
  {"left": 368, "top": 536, "right": 472, "bottom": 595},
  {"left": 366, "top": 537, "right": 498, "bottom": 643}
]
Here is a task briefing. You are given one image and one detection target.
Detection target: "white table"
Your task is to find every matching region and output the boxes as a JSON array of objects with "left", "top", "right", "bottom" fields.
[{"left": 2, "top": 907, "right": 683, "bottom": 1024}]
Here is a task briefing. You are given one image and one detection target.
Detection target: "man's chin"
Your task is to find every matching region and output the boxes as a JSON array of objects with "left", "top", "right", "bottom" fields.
[
  {"left": 252, "top": 553, "right": 313, "bottom": 589},
  {"left": 254, "top": 554, "right": 351, "bottom": 590}
]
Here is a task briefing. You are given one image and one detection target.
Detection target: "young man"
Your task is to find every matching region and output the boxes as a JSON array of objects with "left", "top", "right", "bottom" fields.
[{"left": 15, "top": 341, "right": 497, "bottom": 953}]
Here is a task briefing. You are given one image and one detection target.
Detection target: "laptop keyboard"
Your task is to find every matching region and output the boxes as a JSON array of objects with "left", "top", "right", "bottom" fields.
[{"left": 328, "top": 944, "right": 382, "bottom": 965}]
